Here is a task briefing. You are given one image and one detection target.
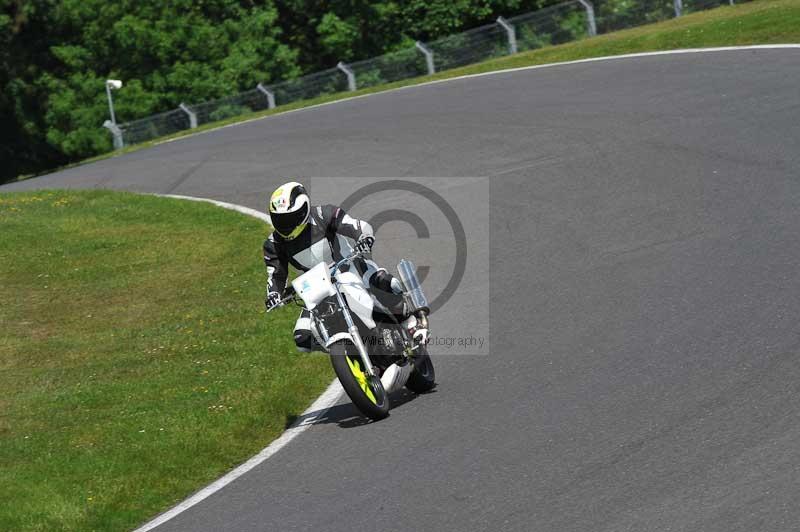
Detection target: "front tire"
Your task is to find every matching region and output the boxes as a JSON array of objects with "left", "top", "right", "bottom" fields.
[
  {"left": 330, "top": 341, "right": 390, "bottom": 420},
  {"left": 406, "top": 347, "right": 435, "bottom": 393}
]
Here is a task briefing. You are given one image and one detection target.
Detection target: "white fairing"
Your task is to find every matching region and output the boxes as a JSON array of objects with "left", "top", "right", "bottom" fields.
[
  {"left": 323, "top": 331, "right": 352, "bottom": 348},
  {"left": 292, "top": 262, "right": 336, "bottom": 310},
  {"left": 380, "top": 362, "right": 413, "bottom": 393},
  {"left": 335, "top": 270, "right": 376, "bottom": 329}
]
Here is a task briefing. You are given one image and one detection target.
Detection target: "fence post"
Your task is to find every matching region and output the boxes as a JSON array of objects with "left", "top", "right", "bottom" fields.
[
  {"left": 577, "top": 0, "right": 598, "bottom": 36},
  {"left": 179, "top": 103, "right": 197, "bottom": 129},
  {"left": 256, "top": 83, "right": 276, "bottom": 109},
  {"left": 337, "top": 62, "right": 357, "bottom": 91},
  {"left": 415, "top": 41, "right": 436, "bottom": 75},
  {"left": 496, "top": 17, "right": 518, "bottom": 55},
  {"left": 673, "top": 0, "right": 683, "bottom": 17},
  {"left": 102, "top": 119, "right": 124, "bottom": 150}
]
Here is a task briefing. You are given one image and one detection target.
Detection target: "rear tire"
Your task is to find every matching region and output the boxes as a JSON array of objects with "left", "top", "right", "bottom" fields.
[
  {"left": 330, "top": 341, "right": 390, "bottom": 420},
  {"left": 406, "top": 347, "right": 435, "bottom": 393}
]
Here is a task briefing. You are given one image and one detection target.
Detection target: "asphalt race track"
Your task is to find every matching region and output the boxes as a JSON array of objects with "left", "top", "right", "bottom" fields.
[{"left": 5, "top": 48, "right": 800, "bottom": 531}]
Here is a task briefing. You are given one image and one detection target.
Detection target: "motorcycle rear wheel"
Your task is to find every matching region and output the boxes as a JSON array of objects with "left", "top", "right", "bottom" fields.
[
  {"left": 329, "top": 341, "right": 390, "bottom": 420},
  {"left": 406, "top": 346, "right": 436, "bottom": 393}
]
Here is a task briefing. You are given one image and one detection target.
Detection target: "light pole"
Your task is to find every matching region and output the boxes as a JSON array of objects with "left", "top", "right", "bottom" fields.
[{"left": 105, "top": 79, "right": 122, "bottom": 124}]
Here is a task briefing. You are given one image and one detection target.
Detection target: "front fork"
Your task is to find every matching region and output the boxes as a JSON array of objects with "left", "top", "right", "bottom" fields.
[{"left": 333, "top": 283, "right": 376, "bottom": 377}]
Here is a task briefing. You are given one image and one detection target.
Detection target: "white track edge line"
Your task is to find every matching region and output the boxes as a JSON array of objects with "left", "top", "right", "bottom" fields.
[
  {"left": 158, "top": 194, "right": 273, "bottom": 225},
  {"left": 133, "top": 194, "right": 343, "bottom": 532},
  {"left": 156, "top": 44, "right": 800, "bottom": 145}
]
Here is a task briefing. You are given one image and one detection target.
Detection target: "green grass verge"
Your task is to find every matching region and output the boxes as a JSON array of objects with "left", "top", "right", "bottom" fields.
[
  {"left": 14, "top": 0, "right": 798, "bottom": 182},
  {"left": 0, "top": 190, "right": 331, "bottom": 531}
]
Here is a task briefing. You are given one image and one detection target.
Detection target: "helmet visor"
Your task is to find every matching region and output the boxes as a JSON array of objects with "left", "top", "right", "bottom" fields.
[{"left": 271, "top": 202, "right": 309, "bottom": 238}]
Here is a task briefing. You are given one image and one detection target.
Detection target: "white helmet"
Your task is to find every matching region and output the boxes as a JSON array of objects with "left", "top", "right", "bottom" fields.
[{"left": 268, "top": 181, "right": 310, "bottom": 240}]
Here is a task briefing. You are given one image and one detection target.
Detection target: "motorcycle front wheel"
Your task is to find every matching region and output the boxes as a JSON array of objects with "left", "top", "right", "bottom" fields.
[{"left": 329, "top": 340, "right": 390, "bottom": 420}]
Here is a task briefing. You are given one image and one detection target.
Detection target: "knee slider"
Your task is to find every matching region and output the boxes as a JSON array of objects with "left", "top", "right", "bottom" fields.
[
  {"left": 294, "top": 330, "right": 315, "bottom": 351},
  {"left": 371, "top": 270, "right": 395, "bottom": 294}
]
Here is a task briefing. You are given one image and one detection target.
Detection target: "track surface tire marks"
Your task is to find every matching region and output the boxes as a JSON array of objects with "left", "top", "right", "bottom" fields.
[{"left": 5, "top": 49, "right": 800, "bottom": 532}]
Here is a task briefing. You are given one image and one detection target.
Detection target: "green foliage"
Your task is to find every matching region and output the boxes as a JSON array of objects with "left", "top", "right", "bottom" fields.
[
  {"left": 317, "top": 12, "right": 361, "bottom": 61},
  {"left": 273, "top": 0, "right": 544, "bottom": 69},
  {"left": 208, "top": 104, "right": 251, "bottom": 123},
  {"left": 0, "top": 0, "right": 771, "bottom": 183},
  {"left": 596, "top": 0, "right": 675, "bottom": 32},
  {"left": 518, "top": 25, "right": 555, "bottom": 50},
  {"left": 3, "top": 0, "right": 558, "bottom": 181},
  {"left": 1, "top": 0, "right": 298, "bottom": 181},
  {"left": 62, "top": 0, "right": 800, "bottom": 168}
]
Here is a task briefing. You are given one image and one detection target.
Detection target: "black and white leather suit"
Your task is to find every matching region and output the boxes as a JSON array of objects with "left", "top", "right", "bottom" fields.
[{"left": 264, "top": 204, "right": 400, "bottom": 352}]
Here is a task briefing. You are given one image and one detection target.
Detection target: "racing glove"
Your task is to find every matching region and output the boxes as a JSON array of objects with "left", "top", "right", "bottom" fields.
[
  {"left": 265, "top": 291, "right": 282, "bottom": 310},
  {"left": 354, "top": 236, "right": 375, "bottom": 254}
]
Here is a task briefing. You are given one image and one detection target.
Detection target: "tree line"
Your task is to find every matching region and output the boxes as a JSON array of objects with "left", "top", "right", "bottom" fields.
[
  {"left": 1, "top": 0, "right": 666, "bottom": 182},
  {"left": 0, "top": 0, "right": 566, "bottom": 181}
]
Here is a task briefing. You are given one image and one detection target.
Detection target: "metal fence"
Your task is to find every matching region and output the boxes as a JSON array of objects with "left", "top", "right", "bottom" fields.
[{"left": 104, "top": 0, "right": 741, "bottom": 148}]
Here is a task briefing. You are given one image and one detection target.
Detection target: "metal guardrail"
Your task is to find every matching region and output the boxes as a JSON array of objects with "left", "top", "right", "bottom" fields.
[{"left": 106, "top": 0, "right": 741, "bottom": 148}]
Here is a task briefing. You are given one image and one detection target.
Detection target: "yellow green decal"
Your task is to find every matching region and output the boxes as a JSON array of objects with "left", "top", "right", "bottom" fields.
[
  {"left": 270, "top": 187, "right": 284, "bottom": 210},
  {"left": 346, "top": 356, "right": 377, "bottom": 404}
]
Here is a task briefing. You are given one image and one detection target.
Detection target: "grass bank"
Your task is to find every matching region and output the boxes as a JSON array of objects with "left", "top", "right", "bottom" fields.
[
  {"left": 15, "top": 0, "right": 798, "bottom": 181},
  {"left": 0, "top": 190, "right": 330, "bottom": 531}
]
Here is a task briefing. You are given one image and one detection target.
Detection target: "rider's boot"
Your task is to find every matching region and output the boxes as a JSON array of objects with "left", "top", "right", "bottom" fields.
[
  {"left": 401, "top": 313, "right": 430, "bottom": 345},
  {"left": 371, "top": 270, "right": 429, "bottom": 344},
  {"left": 370, "top": 270, "right": 405, "bottom": 316},
  {"left": 370, "top": 270, "right": 403, "bottom": 296},
  {"left": 294, "top": 329, "right": 324, "bottom": 353}
]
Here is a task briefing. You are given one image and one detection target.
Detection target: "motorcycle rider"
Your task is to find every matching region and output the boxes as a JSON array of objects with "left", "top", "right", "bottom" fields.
[{"left": 264, "top": 181, "right": 418, "bottom": 352}]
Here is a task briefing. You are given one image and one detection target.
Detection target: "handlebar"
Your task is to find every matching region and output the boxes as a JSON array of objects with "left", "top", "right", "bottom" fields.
[
  {"left": 266, "top": 286, "right": 295, "bottom": 313},
  {"left": 329, "top": 249, "right": 365, "bottom": 276},
  {"left": 266, "top": 249, "right": 366, "bottom": 313}
]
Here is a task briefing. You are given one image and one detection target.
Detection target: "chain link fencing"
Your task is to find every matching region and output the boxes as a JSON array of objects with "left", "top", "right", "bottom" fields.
[
  {"left": 117, "top": 108, "right": 191, "bottom": 146},
  {"left": 107, "top": 0, "right": 745, "bottom": 148},
  {"left": 348, "top": 47, "right": 430, "bottom": 89},
  {"left": 190, "top": 88, "right": 272, "bottom": 127},
  {"left": 270, "top": 66, "right": 351, "bottom": 107},
  {"left": 426, "top": 21, "right": 511, "bottom": 71},
  {"left": 596, "top": 0, "right": 734, "bottom": 32}
]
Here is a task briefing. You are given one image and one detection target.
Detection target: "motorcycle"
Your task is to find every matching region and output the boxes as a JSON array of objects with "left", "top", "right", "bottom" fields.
[{"left": 267, "top": 250, "right": 435, "bottom": 420}]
